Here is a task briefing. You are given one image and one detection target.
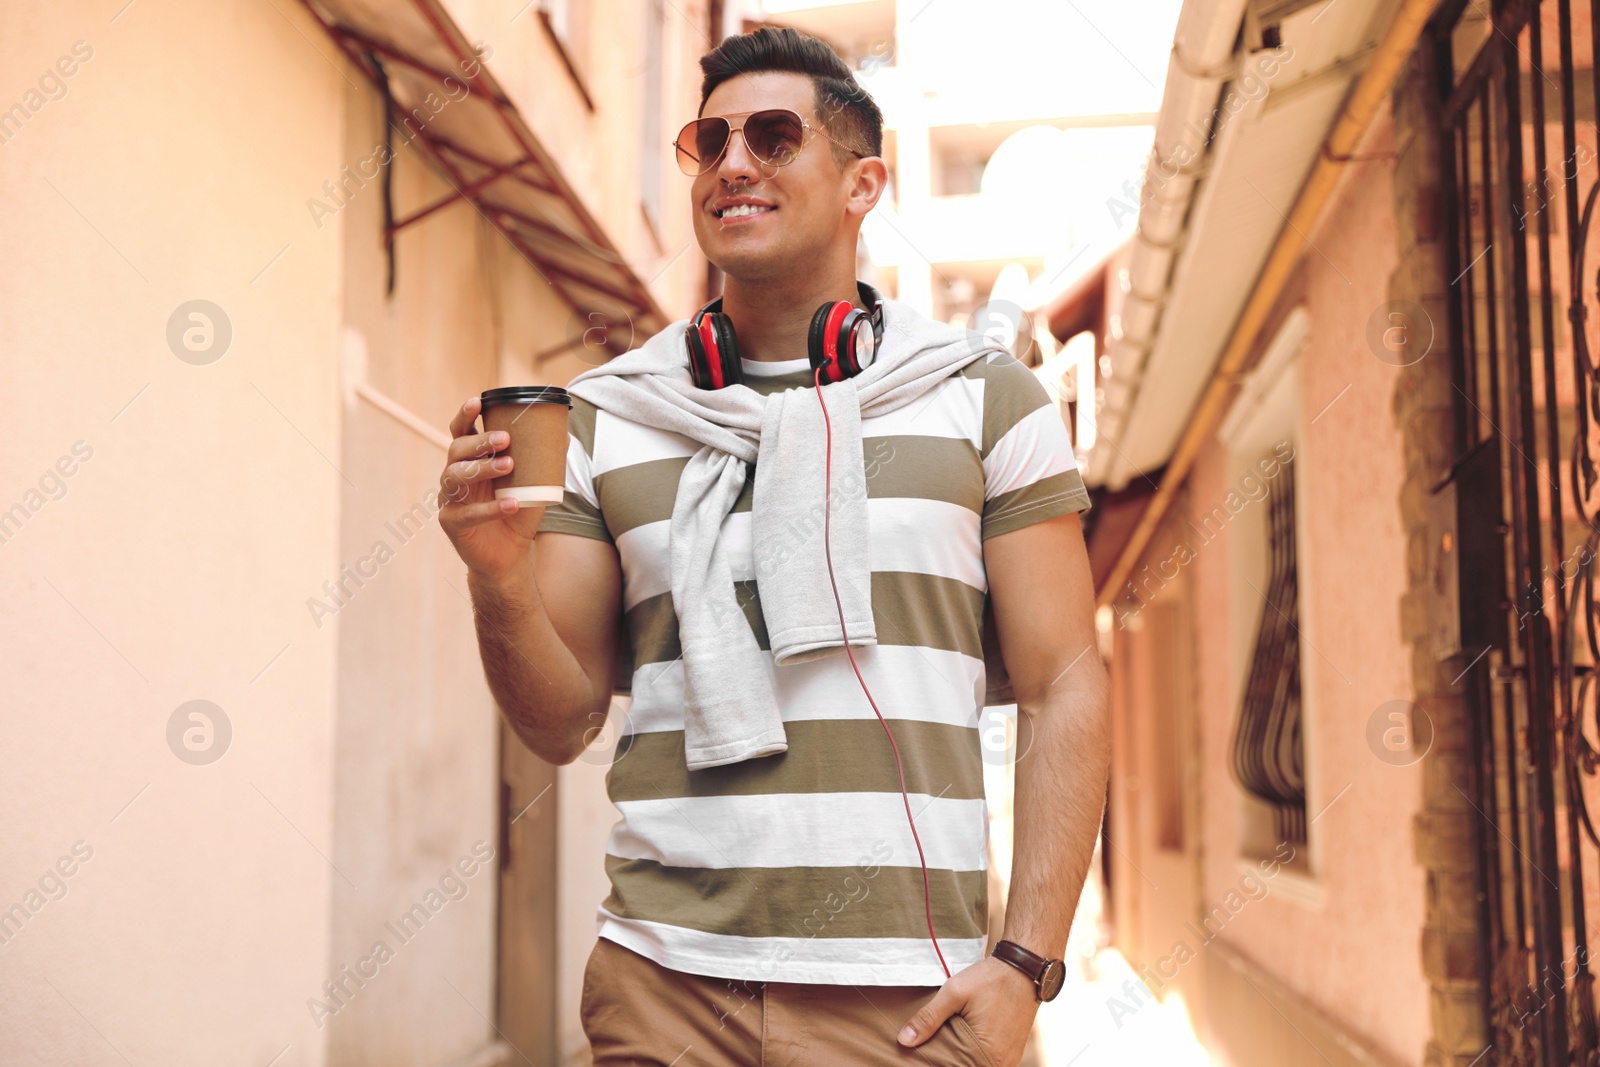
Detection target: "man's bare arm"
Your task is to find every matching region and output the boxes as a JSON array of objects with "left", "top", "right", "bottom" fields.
[
  {"left": 987, "top": 509, "right": 1112, "bottom": 958},
  {"left": 439, "top": 395, "right": 623, "bottom": 766},
  {"left": 467, "top": 533, "right": 622, "bottom": 765}
]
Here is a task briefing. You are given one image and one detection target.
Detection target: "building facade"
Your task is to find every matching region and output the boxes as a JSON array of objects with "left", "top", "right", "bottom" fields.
[
  {"left": 1091, "top": 1, "right": 1600, "bottom": 1065},
  {"left": 1, "top": 2, "right": 709, "bottom": 1064}
]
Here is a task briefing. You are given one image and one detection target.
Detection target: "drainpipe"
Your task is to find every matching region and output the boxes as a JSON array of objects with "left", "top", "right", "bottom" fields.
[
  {"left": 1097, "top": 0, "right": 1440, "bottom": 610},
  {"left": 1092, "top": 0, "right": 1251, "bottom": 486}
]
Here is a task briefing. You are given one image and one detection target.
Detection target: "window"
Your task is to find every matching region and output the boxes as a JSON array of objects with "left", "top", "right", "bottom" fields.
[
  {"left": 1229, "top": 455, "right": 1306, "bottom": 847},
  {"left": 539, "top": 0, "right": 594, "bottom": 110},
  {"left": 1217, "top": 308, "right": 1308, "bottom": 860}
]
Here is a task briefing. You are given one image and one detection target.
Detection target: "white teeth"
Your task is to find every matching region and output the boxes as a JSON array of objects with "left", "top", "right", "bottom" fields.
[{"left": 719, "top": 204, "right": 772, "bottom": 218}]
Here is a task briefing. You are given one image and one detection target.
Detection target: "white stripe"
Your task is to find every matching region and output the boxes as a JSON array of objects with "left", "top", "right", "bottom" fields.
[
  {"left": 614, "top": 518, "right": 677, "bottom": 611},
  {"left": 564, "top": 433, "right": 598, "bottom": 509},
  {"left": 624, "top": 644, "right": 984, "bottom": 734},
  {"left": 740, "top": 356, "right": 811, "bottom": 377},
  {"left": 606, "top": 792, "right": 989, "bottom": 871},
  {"left": 595, "top": 912, "right": 986, "bottom": 985},
  {"left": 859, "top": 373, "right": 984, "bottom": 448},
  {"left": 983, "top": 402, "right": 1076, "bottom": 499},
  {"left": 592, "top": 407, "right": 700, "bottom": 476},
  {"left": 613, "top": 512, "right": 753, "bottom": 611},
  {"left": 865, "top": 498, "right": 984, "bottom": 588}
]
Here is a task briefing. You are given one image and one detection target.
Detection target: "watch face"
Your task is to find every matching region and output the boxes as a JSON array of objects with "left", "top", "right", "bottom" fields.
[{"left": 1038, "top": 959, "right": 1066, "bottom": 1002}]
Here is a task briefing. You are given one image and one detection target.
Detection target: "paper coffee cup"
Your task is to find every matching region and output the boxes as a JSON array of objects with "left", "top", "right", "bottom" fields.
[{"left": 480, "top": 385, "right": 571, "bottom": 508}]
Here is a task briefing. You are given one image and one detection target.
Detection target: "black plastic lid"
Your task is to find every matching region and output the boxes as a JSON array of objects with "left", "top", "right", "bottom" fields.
[{"left": 480, "top": 385, "right": 571, "bottom": 407}]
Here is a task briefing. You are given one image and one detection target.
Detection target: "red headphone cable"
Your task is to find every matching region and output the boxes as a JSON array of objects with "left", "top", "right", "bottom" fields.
[{"left": 811, "top": 367, "right": 952, "bottom": 981}]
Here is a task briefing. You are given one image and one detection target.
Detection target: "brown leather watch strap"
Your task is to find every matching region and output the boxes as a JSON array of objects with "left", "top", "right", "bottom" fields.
[
  {"left": 992, "top": 939, "right": 1046, "bottom": 982},
  {"left": 991, "top": 939, "right": 1066, "bottom": 1002}
]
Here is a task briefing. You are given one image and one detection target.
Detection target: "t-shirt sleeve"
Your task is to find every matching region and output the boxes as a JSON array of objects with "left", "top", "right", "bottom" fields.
[
  {"left": 974, "top": 353, "right": 1092, "bottom": 540},
  {"left": 535, "top": 396, "right": 613, "bottom": 542}
]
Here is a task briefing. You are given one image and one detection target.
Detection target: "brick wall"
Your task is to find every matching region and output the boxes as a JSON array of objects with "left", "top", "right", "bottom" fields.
[{"left": 1386, "top": 43, "right": 1485, "bottom": 1067}]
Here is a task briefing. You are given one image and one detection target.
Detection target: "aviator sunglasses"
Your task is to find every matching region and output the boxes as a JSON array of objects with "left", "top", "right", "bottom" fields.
[{"left": 673, "top": 108, "right": 868, "bottom": 177}]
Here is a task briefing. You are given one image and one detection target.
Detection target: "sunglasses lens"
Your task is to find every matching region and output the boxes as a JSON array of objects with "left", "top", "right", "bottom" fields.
[
  {"left": 676, "top": 118, "right": 729, "bottom": 176},
  {"left": 745, "top": 110, "right": 805, "bottom": 166},
  {"left": 674, "top": 111, "right": 809, "bottom": 175}
]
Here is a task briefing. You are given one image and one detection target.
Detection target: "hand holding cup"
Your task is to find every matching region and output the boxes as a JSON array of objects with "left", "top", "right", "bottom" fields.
[{"left": 437, "top": 389, "right": 570, "bottom": 584}]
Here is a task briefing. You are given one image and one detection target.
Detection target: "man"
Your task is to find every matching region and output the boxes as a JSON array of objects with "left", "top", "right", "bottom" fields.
[{"left": 438, "top": 26, "right": 1109, "bottom": 1067}]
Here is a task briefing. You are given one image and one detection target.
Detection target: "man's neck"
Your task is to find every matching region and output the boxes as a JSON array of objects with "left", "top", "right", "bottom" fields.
[{"left": 719, "top": 273, "right": 864, "bottom": 364}]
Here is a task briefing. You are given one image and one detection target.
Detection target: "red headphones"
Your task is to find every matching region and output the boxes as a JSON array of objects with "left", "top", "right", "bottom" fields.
[{"left": 685, "top": 281, "right": 885, "bottom": 389}]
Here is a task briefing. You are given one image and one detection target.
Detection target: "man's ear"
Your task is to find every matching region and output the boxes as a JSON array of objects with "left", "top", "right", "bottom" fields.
[{"left": 844, "top": 156, "right": 889, "bottom": 219}]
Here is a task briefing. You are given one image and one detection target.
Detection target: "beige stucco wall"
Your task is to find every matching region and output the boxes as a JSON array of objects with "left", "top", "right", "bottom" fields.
[
  {"left": 320, "top": 62, "right": 519, "bottom": 1067},
  {"left": 0, "top": 2, "right": 346, "bottom": 1064},
  {"left": 2, "top": 1, "right": 706, "bottom": 1065}
]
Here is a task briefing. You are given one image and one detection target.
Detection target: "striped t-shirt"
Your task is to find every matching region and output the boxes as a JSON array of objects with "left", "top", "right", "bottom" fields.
[{"left": 537, "top": 341, "right": 1091, "bottom": 986}]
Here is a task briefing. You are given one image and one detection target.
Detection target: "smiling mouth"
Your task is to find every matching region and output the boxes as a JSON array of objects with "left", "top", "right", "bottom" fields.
[{"left": 716, "top": 204, "right": 776, "bottom": 219}]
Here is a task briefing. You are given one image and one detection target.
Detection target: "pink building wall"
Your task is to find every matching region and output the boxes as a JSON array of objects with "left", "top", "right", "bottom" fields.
[
  {"left": 1107, "top": 103, "right": 1429, "bottom": 1065},
  {"left": 1183, "top": 106, "right": 1429, "bottom": 1065}
]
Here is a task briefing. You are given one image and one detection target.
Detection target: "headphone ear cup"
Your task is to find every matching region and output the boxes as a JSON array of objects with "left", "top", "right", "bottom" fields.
[
  {"left": 686, "top": 319, "right": 712, "bottom": 388},
  {"left": 686, "top": 311, "right": 744, "bottom": 389},
  {"left": 807, "top": 302, "right": 835, "bottom": 373},
  {"left": 708, "top": 314, "right": 742, "bottom": 388},
  {"left": 809, "top": 301, "right": 853, "bottom": 383}
]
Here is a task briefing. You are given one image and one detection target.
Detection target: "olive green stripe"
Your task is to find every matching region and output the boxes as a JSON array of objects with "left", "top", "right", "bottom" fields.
[
  {"left": 594, "top": 456, "right": 691, "bottom": 537},
  {"left": 602, "top": 855, "right": 987, "bottom": 941},
  {"left": 871, "top": 570, "right": 985, "bottom": 657},
  {"left": 861, "top": 435, "right": 982, "bottom": 511},
  {"left": 982, "top": 470, "right": 1092, "bottom": 540},
  {"left": 956, "top": 353, "right": 1002, "bottom": 382},
  {"left": 608, "top": 719, "right": 984, "bottom": 802},
  {"left": 733, "top": 579, "right": 768, "bottom": 646},
  {"left": 627, "top": 590, "right": 680, "bottom": 668},
  {"left": 537, "top": 492, "right": 612, "bottom": 542},
  {"left": 595, "top": 436, "right": 985, "bottom": 540},
  {"left": 623, "top": 580, "right": 765, "bottom": 667},
  {"left": 958, "top": 355, "right": 1051, "bottom": 457},
  {"left": 731, "top": 468, "right": 755, "bottom": 513},
  {"left": 625, "top": 570, "right": 984, "bottom": 667},
  {"left": 567, "top": 396, "right": 600, "bottom": 457}
]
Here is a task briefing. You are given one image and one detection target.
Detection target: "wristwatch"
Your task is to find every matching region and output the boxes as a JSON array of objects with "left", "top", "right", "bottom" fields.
[{"left": 991, "top": 939, "right": 1066, "bottom": 1002}]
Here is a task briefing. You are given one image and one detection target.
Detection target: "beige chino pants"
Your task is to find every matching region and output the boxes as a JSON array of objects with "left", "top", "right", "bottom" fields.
[{"left": 580, "top": 936, "right": 998, "bottom": 1067}]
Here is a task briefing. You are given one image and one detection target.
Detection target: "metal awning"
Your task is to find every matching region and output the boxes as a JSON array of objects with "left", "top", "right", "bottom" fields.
[
  {"left": 297, "top": 0, "right": 668, "bottom": 354},
  {"left": 1089, "top": 0, "right": 1393, "bottom": 490}
]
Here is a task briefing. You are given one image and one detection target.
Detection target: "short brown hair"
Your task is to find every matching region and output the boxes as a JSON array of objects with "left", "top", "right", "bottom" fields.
[{"left": 698, "top": 26, "right": 884, "bottom": 166}]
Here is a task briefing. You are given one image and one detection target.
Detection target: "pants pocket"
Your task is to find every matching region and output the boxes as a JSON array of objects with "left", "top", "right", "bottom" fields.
[{"left": 948, "top": 1012, "right": 1000, "bottom": 1067}]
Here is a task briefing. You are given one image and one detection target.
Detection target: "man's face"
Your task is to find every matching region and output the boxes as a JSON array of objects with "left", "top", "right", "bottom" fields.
[{"left": 690, "top": 72, "right": 863, "bottom": 281}]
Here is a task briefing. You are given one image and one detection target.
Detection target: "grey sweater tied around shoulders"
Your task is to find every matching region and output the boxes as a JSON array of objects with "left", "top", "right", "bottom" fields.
[{"left": 564, "top": 297, "right": 1005, "bottom": 770}]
